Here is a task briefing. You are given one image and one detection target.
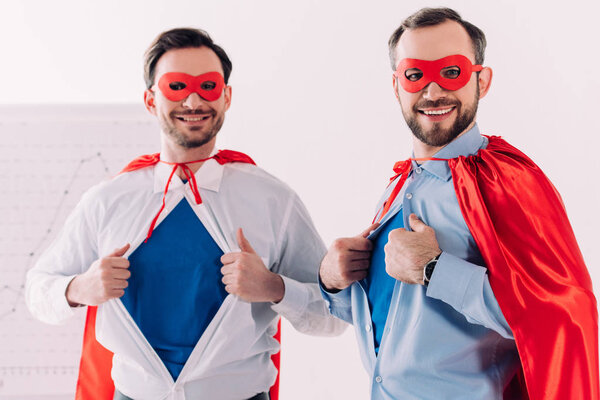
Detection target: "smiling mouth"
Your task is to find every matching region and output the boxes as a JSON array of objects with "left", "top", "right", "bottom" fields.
[
  {"left": 418, "top": 106, "right": 455, "bottom": 116},
  {"left": 176, "top": 115, "right": 211, "bottom": 122}
]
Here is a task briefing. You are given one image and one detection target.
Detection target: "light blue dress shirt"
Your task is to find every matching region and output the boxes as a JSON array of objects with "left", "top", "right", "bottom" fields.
[{"left": 323, "top": 125, "right": 521, "bottom": 400}]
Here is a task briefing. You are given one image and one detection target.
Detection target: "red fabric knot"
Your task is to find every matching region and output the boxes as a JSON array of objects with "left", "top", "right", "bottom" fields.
[{"left": 144, "top": 156, "right": 213, "bottom": 242}]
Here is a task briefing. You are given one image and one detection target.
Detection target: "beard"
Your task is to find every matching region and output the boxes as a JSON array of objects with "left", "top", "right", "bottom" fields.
[
  {"left": 159, "top": 109, "right": 225, "bottom": 149},
  {"left": 402, "top": 90, "right": 479, "bottom": 147}
]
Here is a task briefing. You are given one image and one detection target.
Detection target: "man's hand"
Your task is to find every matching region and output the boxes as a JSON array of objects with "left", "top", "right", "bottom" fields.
[
  {"left": 220, "top": 228, "right": 284, "bottom": 303},
  {"left": 319, "top": 223, "right": 378, "bottom": 292},
  {"left": 65, "top": 244, "right": 131, "bottom": 306},
  {"left": 384, "top": 214, "right": 441, "bottom": 285}
]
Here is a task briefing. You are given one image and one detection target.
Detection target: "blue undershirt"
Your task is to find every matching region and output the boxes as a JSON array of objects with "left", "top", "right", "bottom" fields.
[
  {"left": 121, "top": 199, "right": 227, "bottom": 381},
  {"left": 366, "top": 209, "right": 403, "bottom": 353}
]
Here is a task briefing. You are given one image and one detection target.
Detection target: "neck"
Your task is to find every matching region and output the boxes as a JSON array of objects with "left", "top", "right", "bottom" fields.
[
  {"left": 160, "top": 136, "right": 217, "bottom": 177},
  {"left": 412, "top": 140, "right": 443, "bottom": 159}
]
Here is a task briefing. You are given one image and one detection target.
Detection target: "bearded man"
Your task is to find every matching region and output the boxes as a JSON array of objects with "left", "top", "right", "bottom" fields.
[
  {"left": 319, "top": 7, "right": 598, "bottom": 400},
  {"left": 26, "top": 27, "right": 345, "bottom": 400}
]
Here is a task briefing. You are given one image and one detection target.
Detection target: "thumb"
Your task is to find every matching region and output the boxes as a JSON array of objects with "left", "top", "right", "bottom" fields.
[
  {"left": 237, "top": 228, "right": 257, "bottom": 254},
  {"left": 408, "top": 214, "right": 428, "bottom": 232},
  {"left": 108, "top": 243, "right": 130, "bottom": 257},
  {"left": 359, "top": 223, "right": 380, "bottom": 238}
]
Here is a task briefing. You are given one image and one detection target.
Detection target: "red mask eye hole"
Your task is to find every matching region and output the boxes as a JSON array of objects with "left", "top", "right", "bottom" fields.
[
  {"left": 168, "top": 81, "right": 187, "bottom": 91},
  {"left": 200, "top": 81, "right": 217, "bottom": 91},
  {"left": 405, "top": 69, "right": 424, "bottom": 82},
  {"left": 441, "top": 66, "right": 461, "bottom": 80}
]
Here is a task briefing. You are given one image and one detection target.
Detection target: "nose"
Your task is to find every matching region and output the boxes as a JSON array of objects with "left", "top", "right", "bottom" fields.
[
  {"left": 421, "top": 82, "right": 446, "bottom": 101},
  {"left": 181, "top": 92, "right": 205, "bottom": 109}
]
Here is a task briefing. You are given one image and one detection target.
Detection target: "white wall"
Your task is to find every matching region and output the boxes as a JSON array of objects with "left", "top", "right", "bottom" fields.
[{"left": 1, "top": 0, "right": 598, "bottom": 398}]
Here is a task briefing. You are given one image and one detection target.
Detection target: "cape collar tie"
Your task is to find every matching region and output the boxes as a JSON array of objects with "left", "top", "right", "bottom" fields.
[
  {"left": 120, "top": 150, "right": 255, "bottom": 242},
  {"left": 147, "top": 156, "right": 212, "bottom": 242}
]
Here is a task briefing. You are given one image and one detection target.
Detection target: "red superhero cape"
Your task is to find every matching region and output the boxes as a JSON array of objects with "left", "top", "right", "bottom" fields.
[
  {"left": 75, "top": 150, "right": 282, "bottom": 400},
  {"left": 444, "top": 136, "right": 598, "bottom": 399}
]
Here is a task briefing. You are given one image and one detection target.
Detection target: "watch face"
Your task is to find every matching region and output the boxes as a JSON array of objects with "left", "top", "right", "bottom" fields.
[{"left": 425, "top": 261, "right": 436, "bottom": 281}]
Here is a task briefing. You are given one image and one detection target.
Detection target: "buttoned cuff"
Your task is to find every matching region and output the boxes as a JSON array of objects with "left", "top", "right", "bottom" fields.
[
  {"left": 319, "top": 278, "right": 351, "bottom": 308},
  {"left": 270, "top": 275, "right": 309, "bottom": 319},
  {"left": 425, "top": 252, "right": 487, "bottom": 311}
]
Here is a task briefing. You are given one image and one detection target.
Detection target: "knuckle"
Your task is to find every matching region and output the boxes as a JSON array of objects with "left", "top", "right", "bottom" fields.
[
  {"left": 332, "top": 239, "right": 346, "bottom": 251},
  {"left": 340, "top": 269, "right": 352, "bottom": 281}
]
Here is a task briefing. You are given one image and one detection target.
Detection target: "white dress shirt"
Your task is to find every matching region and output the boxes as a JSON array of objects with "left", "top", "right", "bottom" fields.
[{"left": 26, "top": 155, "right": 346, "bottom": 400}]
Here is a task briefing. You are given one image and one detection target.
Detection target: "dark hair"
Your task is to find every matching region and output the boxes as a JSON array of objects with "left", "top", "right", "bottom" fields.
[
  {"left": 144, "top": 27, "right": 233, "bottom": 89},
  {"left": 388, "top": 8, "right": 486, "bottom": 69}
]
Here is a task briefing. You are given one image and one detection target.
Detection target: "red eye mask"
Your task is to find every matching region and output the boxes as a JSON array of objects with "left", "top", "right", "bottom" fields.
[
  {"left": 394, "top": 55, "right": 483, "bottom": 93},
  {"left": 157, "top": 72, "right": 225, "bottom": 102}
]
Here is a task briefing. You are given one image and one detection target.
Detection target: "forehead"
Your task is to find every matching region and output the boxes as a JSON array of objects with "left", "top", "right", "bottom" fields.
[
  {"left": 154, "top": 46, "right": 223, "bottom": 81},
  {"left": 395, "top": 20, "right": 475, "bottom": 66}
]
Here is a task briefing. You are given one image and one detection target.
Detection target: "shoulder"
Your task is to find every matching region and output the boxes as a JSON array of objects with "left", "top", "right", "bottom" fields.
[
  {"left": 451, "top": 135, "right": 564, "bottom": 210},
  {"left": 79, "top": 166, "right": 154, "bottom": 211},
  {"left": 221, "top": 162, "right": 297, "bottom": 200},
  {"left": 452, "top": 135, "right": 550, "bottom": 183},
  {"left": 474, "top": 136, "right": 539, "bottom": 169}
]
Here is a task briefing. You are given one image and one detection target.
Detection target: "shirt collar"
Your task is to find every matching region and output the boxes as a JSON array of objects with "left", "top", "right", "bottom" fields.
[
  {"left": 153, "top": 152, "right": 224, "bottom": 194},
  {"left": 412, "top": 123, "right": 485, "bottom": 182}
]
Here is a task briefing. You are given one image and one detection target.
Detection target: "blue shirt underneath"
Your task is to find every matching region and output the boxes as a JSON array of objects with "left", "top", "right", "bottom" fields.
[
  {"left": 322, "top": 125, "right": 521, "bottom": 400},
  {"left": 366, "top": 209, "right": 403, "bottom": 353},
  {"left": 121, "top": 199, "right": 227, "bottom": 381}
]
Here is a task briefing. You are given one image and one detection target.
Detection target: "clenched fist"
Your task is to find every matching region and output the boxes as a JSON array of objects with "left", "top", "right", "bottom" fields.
[
  {"left": 220, "top": 228, "right": 284, "bottom": 303},
  {"left": 384, "top": 214, "right": 441, "bottom": 285},
  {"left": 66, "top": 243, "right": 131, "bottom": 306},
  {"left": 319, "top": 223, "right": 378, "bottom": 292}
]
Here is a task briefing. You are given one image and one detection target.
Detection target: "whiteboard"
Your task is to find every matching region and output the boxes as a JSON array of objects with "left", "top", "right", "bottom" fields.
[{"left": 0, "top": 104, "right": 158, "bottom": 398}]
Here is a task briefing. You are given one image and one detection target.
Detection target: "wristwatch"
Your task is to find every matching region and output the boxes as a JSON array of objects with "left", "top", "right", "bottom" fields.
[{"left": 423, "top": 253, "right": 441, "bottom": 286}]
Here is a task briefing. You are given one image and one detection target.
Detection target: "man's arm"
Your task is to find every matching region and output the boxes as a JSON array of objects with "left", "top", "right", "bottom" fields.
[
  {"left": 26, "top": 189, "right": 131, "bottom": 324},
  {"left": 385, "top": 213, "right": 513, "bottom": 339},
  {"left": 25, "top": 194, "right": 99, "bottom": 324}
]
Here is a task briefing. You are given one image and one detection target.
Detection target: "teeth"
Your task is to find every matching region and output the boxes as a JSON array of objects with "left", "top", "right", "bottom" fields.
[
  {"left": 181, "top": 116, "right": 208, "bottom": 121},
  {"left": 423, "top": 108, "right": 453, "bottom": 115}
]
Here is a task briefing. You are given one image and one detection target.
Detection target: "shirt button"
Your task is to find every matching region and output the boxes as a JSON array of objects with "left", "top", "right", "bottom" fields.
[
  {"left": 375, "top": 376, "right": 383, "bottom": 383},
  {"left": 365, "top": 324, "right": 371, "bottom": 332},
  {"left": 416, "top": 167, "right": 423, "bottom": 174},
  {"left": 406, "top": 193, "right": 413, "bottom": 200}
]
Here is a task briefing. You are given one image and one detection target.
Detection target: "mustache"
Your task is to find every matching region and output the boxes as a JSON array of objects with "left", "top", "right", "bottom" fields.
[{"left": 413, "top": 99, "right": 460, "bottom": 110}]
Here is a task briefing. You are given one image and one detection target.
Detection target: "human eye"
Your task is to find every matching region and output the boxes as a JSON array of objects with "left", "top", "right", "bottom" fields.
[
  {"left": 200, "top": 81, "right": 217, "bottom": 90},
  {"left": 441, "top": 66, "right": 461, "bottom": 79},
  {"left": 404, "top": 69, "right": 423, "bottom": 82},
  {"left": 168, "top": 81, "right": 187, "bottom": 90}
]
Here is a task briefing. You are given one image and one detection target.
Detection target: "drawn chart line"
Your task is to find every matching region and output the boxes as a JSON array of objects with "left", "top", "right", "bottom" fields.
[{"left": 0, "top": 152, "right": 112, "bottom": 320}]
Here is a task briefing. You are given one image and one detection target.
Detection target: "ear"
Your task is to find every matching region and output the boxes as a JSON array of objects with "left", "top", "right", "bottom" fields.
[
  {"left": 392, "top": 76, "right": 400, "bottom": 101},
  {"left": 223, "top": 85, "right": 232, "bottom": 111},
  {"left": 477, "top": 67, "right": 493, "bottom": 99},
  {"left": 143, "top": 89, "right": 157, "bottom": 115}
]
